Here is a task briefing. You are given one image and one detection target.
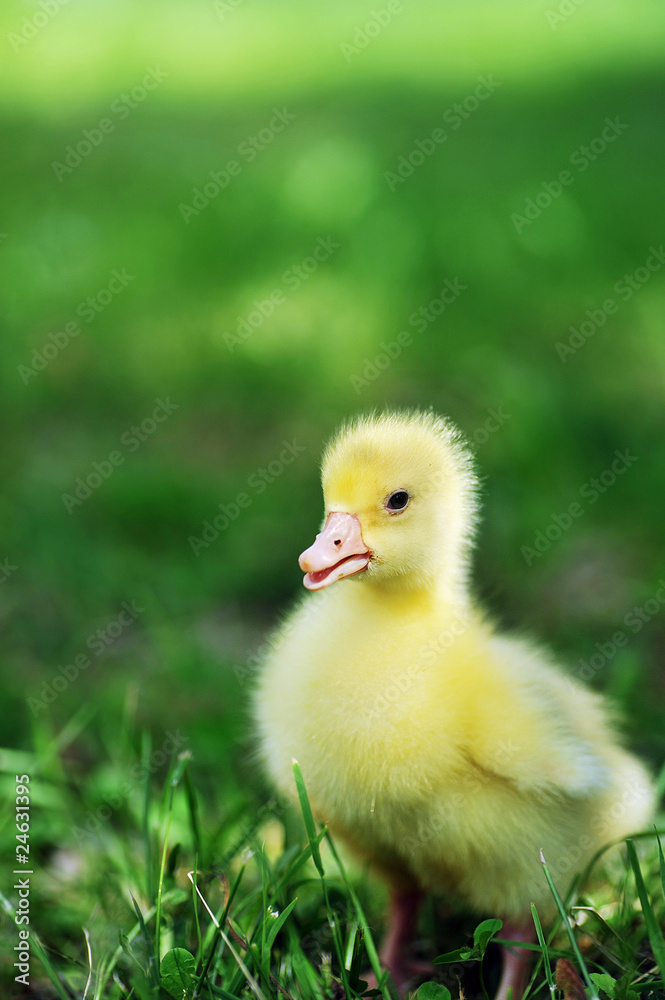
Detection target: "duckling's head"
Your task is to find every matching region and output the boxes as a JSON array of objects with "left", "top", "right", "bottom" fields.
[{"left": 299, "top": 411, "right": 479, "bottom": 595}]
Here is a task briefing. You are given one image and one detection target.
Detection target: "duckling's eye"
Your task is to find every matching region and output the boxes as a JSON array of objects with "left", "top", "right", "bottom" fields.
[{"left": 385, "top": 489, "right": 410, "bottom": 513}]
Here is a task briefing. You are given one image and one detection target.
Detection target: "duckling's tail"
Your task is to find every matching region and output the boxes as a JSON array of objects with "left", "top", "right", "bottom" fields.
[{"left": 596, "top": 749, "right": 657, "bottom": 844}]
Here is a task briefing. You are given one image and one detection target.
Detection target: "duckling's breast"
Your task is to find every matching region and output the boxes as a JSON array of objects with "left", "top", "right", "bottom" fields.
[{"left": 255, "top": 585, "right": 485, "bottom": 836}]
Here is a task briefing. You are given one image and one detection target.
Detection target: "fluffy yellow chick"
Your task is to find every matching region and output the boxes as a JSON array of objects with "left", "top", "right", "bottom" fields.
[{"left": 254, "top": 411, "right": 654, "bottom": 998}]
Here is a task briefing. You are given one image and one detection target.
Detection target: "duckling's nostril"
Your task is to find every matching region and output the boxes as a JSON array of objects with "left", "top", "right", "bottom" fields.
[{"left": 334, "top": 538, "right": 342, "bottom": 546}]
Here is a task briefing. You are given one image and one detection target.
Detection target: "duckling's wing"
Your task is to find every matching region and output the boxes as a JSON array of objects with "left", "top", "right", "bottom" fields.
[{"left": 464, "top": 635, "right": 616, "bottom": 798}]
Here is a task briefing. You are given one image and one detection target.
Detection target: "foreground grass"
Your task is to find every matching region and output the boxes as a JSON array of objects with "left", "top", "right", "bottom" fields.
[{"left": 1, "top": 704, "right": 663, "bottom": 1000}]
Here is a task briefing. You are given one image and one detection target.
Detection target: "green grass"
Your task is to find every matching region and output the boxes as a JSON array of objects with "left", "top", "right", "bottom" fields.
[{"left": 2, "top": 706, "right": 664, "bottom": 998}]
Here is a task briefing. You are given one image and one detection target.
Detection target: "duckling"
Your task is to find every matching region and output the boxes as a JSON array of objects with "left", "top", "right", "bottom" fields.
[{"left": 254, "top": 411, "right": 655, "bottom": 999}]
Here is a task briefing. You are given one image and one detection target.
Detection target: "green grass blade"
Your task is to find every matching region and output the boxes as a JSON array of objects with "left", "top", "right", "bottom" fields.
[
  {"left": 655, "top": 759, "right": 665, "bottom": 800},
  {"left": 346, "top": 919, "right": 365, "bottom": 992},
  {"left": 325, "top": 831, "right": 393, "bottom": 1000},
  {"left": 272, "top": 829, "right": 327, "bottom": 897},
  {"left": 154, "top": 788, "right": 174, "bottom": 965},
  {"left": 130, "top": 893, "right": 159, "bottom": 986},
  {"left": 626, "top": 838, "right": 665, "bottom": 979},
  {"left": 265, "top": 897, "right": 298, "bottom": 950},
  {"left": 494, "top": 940, "right": 572, "bottom": 957},
  {"left": 257, "top": 845, "right": 271, "bottom": 977},
  {"left": 291, "top": 763, "right": 354, "bottom": 996},
  {"left": 155, "top": 750, "right": 192, "bottom": 964},
  {"left": 94, "top": 903, "right": 160, "bottom": 996},
  {"left": 140, "top": 729, "right": 153, "bottom": 902},
  {"left": 192, "top": 864, "right": 246, "bottom": 997},
  {"left": 292, "top": 760, "right": 324, "bottom": 876},
  {"left": 531, "top": 902, "right": 555, "bottom": 996},
  {"left": 655, "top": 829, "right": 665, "bottom": 903},
  {"left": 540, "top": 850, "right": 599, "bottom": 1000},
  {"left": 190, "top": 861, "right": 204, "bottom": 964},
  {"left": 27, "top": 930, "right": 73, "bottom": 1000},
  {"left": 287, "top": 928, "right": 326, "bottom": 1000},
  {"left": 183, "top": 766, "right": 203, "bottom": 861}
]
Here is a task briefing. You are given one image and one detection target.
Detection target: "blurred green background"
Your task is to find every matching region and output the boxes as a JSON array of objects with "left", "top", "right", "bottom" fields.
[{"left": 1, "top": 0, "right": 664, "bottom": 990}]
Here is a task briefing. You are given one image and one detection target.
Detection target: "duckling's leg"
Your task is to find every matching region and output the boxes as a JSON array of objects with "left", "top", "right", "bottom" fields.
[
  {"left": 494, "top": 922, "right": 534, "bottom": 1000},
  {"left": 379, "top": 886, "right": 426, "bottom": 989}
]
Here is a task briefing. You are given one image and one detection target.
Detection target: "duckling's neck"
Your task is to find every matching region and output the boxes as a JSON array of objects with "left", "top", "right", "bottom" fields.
[
  {"left": 366, "top": 544, "right": 474, "bottom": 608},
  {"left": 357, "top": 575, "right": 472, "bottom": 622}
]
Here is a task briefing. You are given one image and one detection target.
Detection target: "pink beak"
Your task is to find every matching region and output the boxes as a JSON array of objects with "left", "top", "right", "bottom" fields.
[{"left": 299, "top": 512, "right": 371, "bottom": 591}]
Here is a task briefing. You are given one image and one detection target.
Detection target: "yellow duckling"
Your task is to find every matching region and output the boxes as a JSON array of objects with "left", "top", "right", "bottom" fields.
[{"left": 254, "top": 410, "right": 654, "bottom": 998}]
